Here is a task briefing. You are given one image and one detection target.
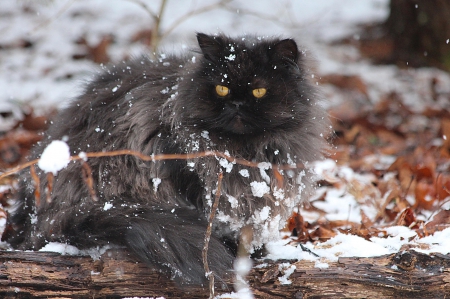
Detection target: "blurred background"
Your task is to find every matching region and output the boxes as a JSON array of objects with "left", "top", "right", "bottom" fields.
[{"left": 1, "top": 0, "right": 389, "bottom": 114}]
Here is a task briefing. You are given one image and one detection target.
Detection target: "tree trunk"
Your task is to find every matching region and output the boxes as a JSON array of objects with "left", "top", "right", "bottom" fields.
[
  {"left": 1, "top": 249, "right": 449, "bottom": 298},
  {"left": 384, "top": 0, "right": 450, "bottom": 70}
]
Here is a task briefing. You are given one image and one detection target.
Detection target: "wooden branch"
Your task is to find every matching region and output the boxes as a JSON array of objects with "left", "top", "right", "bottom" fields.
[
  {"left": 203, "top": 172, "right": 224, "bottom": 298},
  {"left": 0, "top": 149, "right": 304, "bottom": 182},
  {"left": 1, "top": 249, "right": 449, "bottom": 298}
]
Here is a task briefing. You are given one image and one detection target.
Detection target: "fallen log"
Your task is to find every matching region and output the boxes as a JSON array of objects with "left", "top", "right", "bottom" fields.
[{"left": 0, "top": 249, "right": 449, "bottom": 298}]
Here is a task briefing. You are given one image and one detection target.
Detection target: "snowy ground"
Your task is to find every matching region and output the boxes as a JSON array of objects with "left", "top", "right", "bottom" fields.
[
  {"left": 1, "top": 0, "right": 450, "bottom": 298},
  {"left": 1, "top": 0, "right": 388, "bottom": 114}
]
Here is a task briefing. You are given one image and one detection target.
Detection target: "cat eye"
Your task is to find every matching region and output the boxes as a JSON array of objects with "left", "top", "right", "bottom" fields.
[
  {"left": 215, "top": 85, "right": 230, "bottom": 97},
  {"left": 252, "top": 88, "right": 267, "bottom": 98}
]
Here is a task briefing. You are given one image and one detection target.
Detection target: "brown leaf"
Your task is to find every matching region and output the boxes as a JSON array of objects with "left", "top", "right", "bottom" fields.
[
  {"left": 412, "top": 148, "right": 436, "bottom": 181},
  {"left": 0, "top": 185, "right": 13, "bottom": 207},
  {"left": 360, "top": 209, "right": 374, "bottom": 228},
  {"left": 358, "top": 36, "right": 395, "bottom": 61},
  {"left": 343, "top": 125, "right": 362, "bottom": 144},
  {"left": 395, "top": 208, "right": 417, "bottom": 228},
  {"left": 415, "top": 180, "right": 436, "bottom": 210},
  {"left": 285, "top": 212, "right": 298, "bottom": 233},
  {"left": 440, "top": 118, "right": 450, "bottom": 152},
  {"left": 374, "top": 92, "right": 412, "bottom": 116},
  {"left": 376, "top": 129, "right": 407, "bottom": 155},
  {"left": 19, "top": 107, "right": 54, "bottom": 131},
  {"left": 294, "top": 212, "right": 310, "bottom": 242},
  {"left": 387, "top": 157, "right": 415, "bottom": 195},
  {"left": 9, "top": 130, "right": 43, "bottom": 149},
  {"left": 310, "top": 226, "right": 336, "bottom": 242},
  {"left": 346, "top": 176, "right": 379, "bottom": 204},
  {"left": 435, "top": 173, "right": 450, "bottom": 200},
  {"left": 320, "top": 74, "right": 368, "bottom": 96},
  {"left": 339, "top": 225, "right": 382, "bottom": 241},
  {"left": 0, "top": 138, "right": 21, "bottom": 166},
  {"left": 0, "top": 128, "right": 44, "bottom": 168},
  {"left": 131, "top": 29, "right": 153, "bottom": 46},
  {"left": 424, "top": 209, "right": 450, "bottom": 234},
  {"left": 78, "top": 35, "right": 112, "bottom": 64},
  {"left": 89, "top": 36, "right": 111, "bottom": 64}
]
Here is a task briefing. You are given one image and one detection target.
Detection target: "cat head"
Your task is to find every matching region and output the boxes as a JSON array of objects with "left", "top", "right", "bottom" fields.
[{"left": 175, "top": 33, "right": 317, "bottom": 139}]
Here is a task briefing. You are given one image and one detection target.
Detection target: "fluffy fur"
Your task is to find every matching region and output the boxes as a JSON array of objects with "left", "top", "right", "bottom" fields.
[{"left": 4, "top": 33, "right": 329, "bottom": 285}]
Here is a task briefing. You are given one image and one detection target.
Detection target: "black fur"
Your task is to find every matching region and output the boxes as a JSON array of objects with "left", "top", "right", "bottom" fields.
[{"left": 4, "top": 33, "right": 329, "bottom": 285}]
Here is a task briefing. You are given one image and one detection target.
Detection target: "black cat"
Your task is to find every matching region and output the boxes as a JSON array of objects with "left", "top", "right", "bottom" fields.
[{"left": 4, "top": 33, "right": 329, "bottom": 285}]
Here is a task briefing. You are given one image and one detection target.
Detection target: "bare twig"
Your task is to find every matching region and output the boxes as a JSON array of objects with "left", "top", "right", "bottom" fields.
[
  {"left": 126, "top": 0, "right": 158, "bottom": 19},
  {"left": 223, "top": 4, "right": 300, "bottom": 29},
  {"left": 81, "top": 161, "right": 98, "bottom": 202},
  {"left": 33, "top": 0, "right": 77, "bottom": 32},
  {"left": 273, "top": 167, "right": 284, "bottom": 189},
  {"left": 0, "top": 149, "right": 305, "bottom": 181},
  {"left": 202, "top": 171, "right": 223, "bottom": 299},
  {"left": 0, "top": 160, "right": 44, "bottom": 181},
  {"left": 158, "top": 0, "right": 233, "bottom": 44},
  {"left": 30, "top": 165, "right": 41, "bottom": 207},
  {"left": 127, "top": 0, "right": 234, "bottom": 52},
  {"left": 151, "top": 0, "right": 168, "bottom": 53},
  {"left": 46, "top": 172, "right": 54, "bottom": 203}
]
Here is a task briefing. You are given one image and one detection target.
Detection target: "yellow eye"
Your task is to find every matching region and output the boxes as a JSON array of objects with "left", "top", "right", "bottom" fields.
[
  {"left": 252, "top": 88, "right": 267, "bottom": 98},
  {"left": 215, "top": 85, "right": 230, "bottom": 97}
]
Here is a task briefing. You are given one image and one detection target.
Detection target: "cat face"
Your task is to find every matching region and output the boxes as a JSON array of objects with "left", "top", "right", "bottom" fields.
[{"left": 176, "top": 33, "right": 314, "bottom": 138}]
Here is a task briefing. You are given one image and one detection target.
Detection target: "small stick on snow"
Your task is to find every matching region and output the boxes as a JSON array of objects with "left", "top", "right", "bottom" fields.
[{"left": 202, "top": 171, "right": 223, "bottom": 299}]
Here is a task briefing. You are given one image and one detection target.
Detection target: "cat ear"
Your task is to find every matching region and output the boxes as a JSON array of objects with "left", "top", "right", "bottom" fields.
[
  {"left": 271, "top": 39, "right": 299, "bottom": 63},
  {"left": 196, "top": 33, "right": 224, "bottom": 61}
]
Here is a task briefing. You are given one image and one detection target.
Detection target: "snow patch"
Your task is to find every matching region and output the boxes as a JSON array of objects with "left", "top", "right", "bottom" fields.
[
  {"left": 216, "top": 289, "right": 253, "bottom": 299},
  {"left": 234, "top": 257, "right": 253, "bottom": 276},
  {"left": 39, "top": 242, "right": 80, "bottom": 255},
  {"left": 250, "top": 181, "right": 270, "bottom": 197},
  {"left": 239, "top": 169, "right": 250, "bottom": 178},
  {"left": 258, "top": 206, "right": 271, "bottom": 221},
  {"left": 103, "top": 202, "right": 113, "bottom": 211},
  {"left": 78, "top": 151, "right": 88, "bottom": 161},
  {"left": 152, "top": 178, "right": 162, "bottom": 192},
  {"left": 415, "top": 227, "right": 450, "bottom": 254},
  {"left": 258, "top": 162, "right": 271, "bottom": 184},
  {"left": 201, "top": 130, "right": 210, "bottom": 140},
  {"left": 315, "top": 261, "right": 329, "bottom": 269},
  {"left": 278, "top": 263, "right": 296, "bottom": 285},
  {"left": 225, "top": 53, "right": 236, "bottom": 61},
  {"left": 231, "top": 257, "right": 254, "bottom": 299},
  {"left": 227, "top": 194, "right": 239, "bottom": 209},
  {"left": 219, "top": 156, "right": 234, "bottom": 173},
  {"left": 38, "top": 140, "right": 71, "bottom": 175}
]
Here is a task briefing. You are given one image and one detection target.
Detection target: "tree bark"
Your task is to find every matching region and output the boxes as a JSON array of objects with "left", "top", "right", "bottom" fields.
[
  {"left": 1, "top": 249, "right": 449, "bottom": 298},
  {"left": 383, "top": 0, "right": 450, "bottom": 70}
]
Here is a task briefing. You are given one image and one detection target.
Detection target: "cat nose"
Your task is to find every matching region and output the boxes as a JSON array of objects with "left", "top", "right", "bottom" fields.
[{"left": 227, "top": 100, "right": 244, "bottom": 109}]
